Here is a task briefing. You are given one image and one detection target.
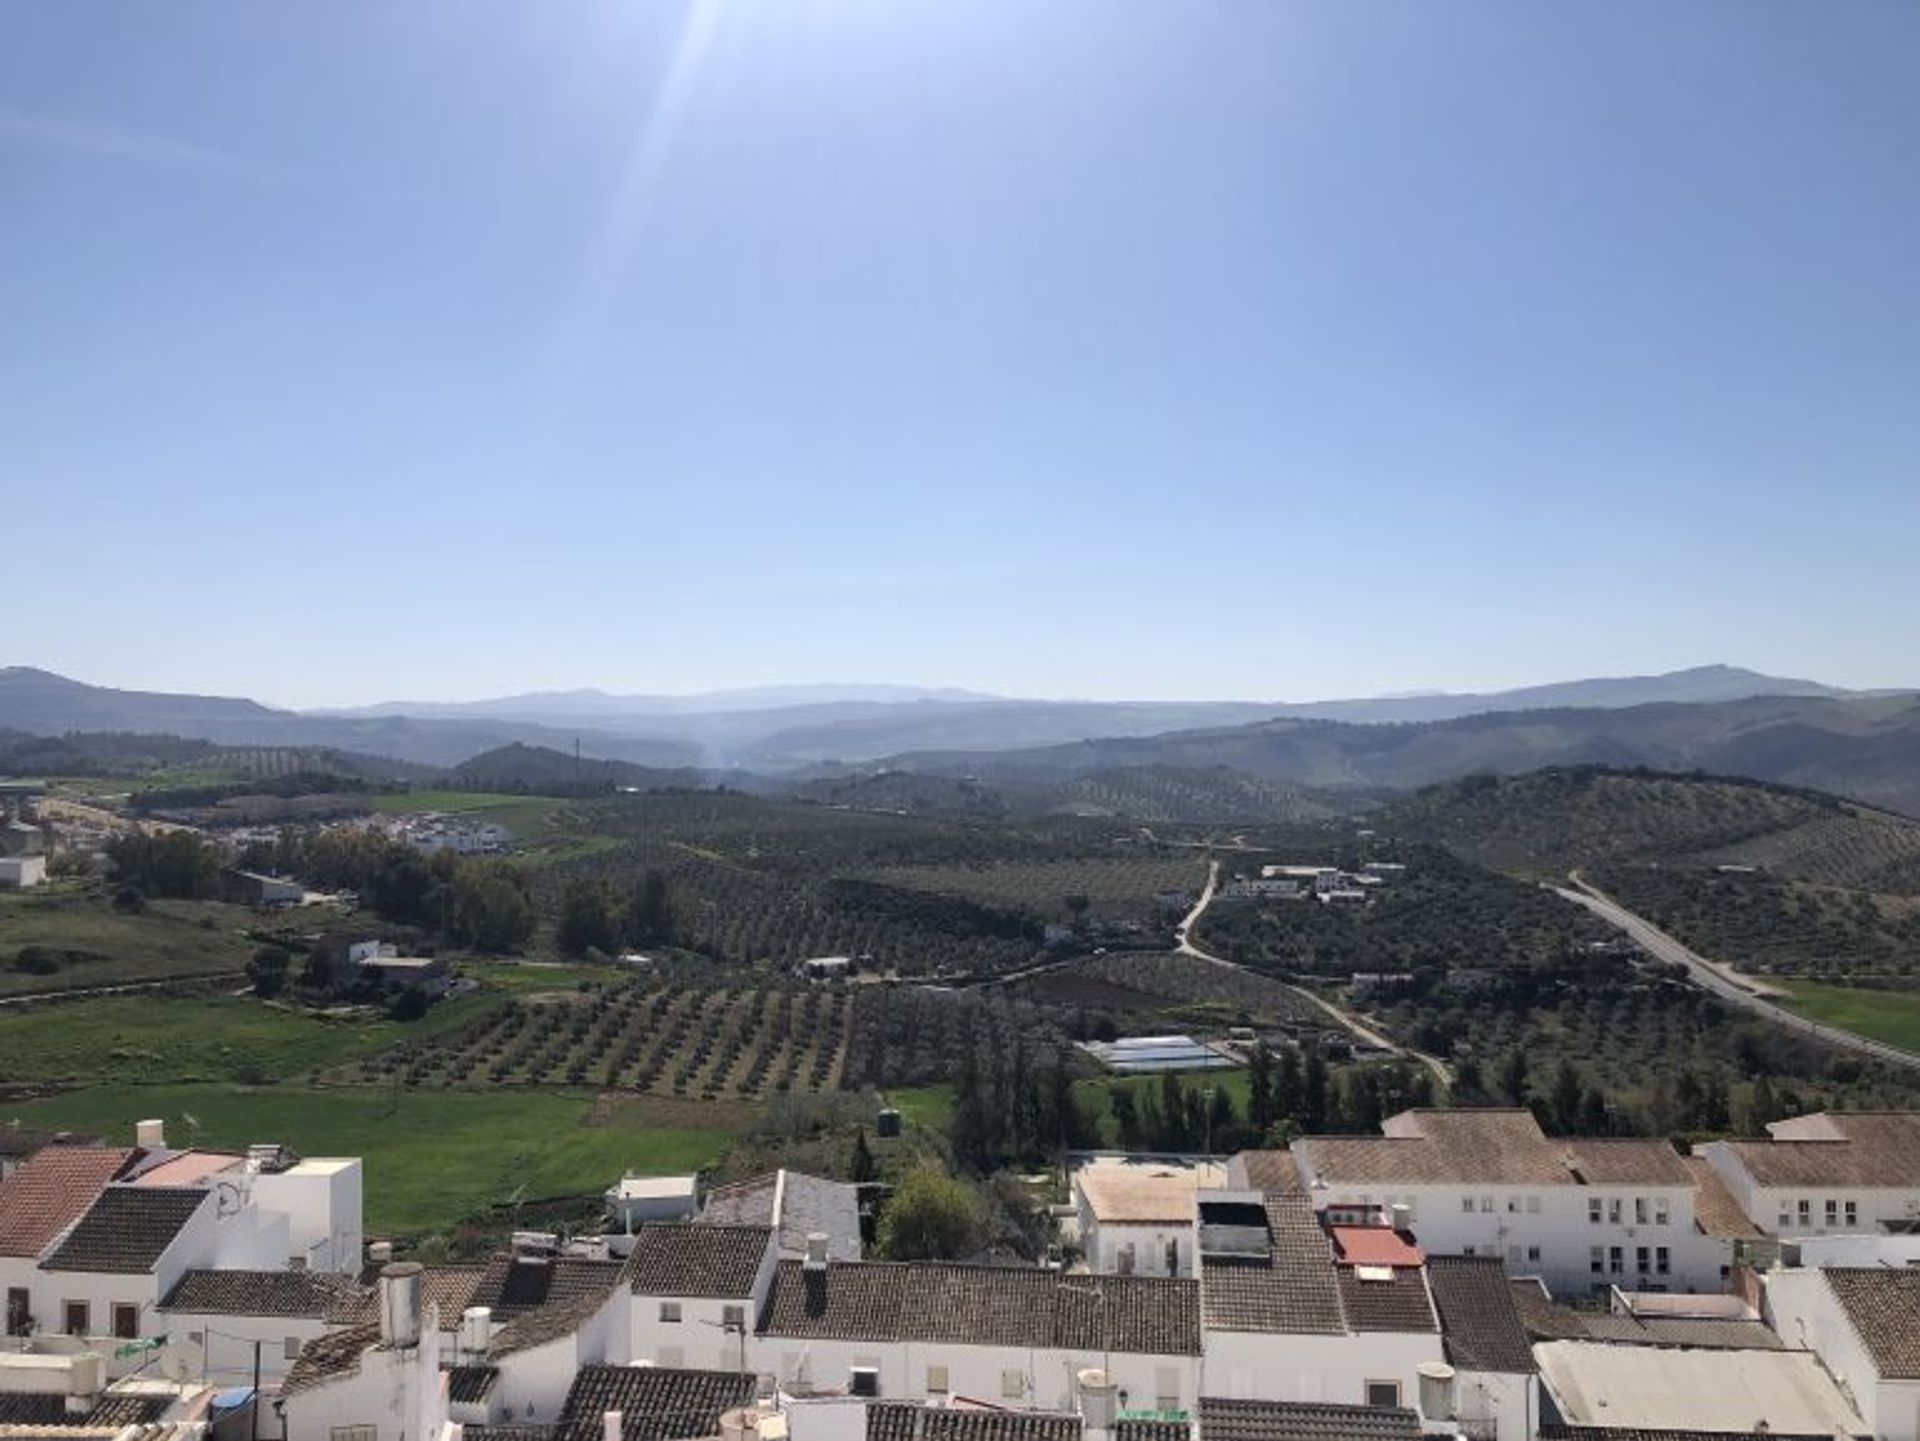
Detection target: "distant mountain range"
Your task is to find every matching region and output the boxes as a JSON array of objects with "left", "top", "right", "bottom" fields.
[{"left": 3, "top": 664, "right": 1914, "bottom": 813}]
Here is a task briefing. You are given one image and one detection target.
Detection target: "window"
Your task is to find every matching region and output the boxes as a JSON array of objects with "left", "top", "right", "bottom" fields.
[
  {"left": 1654, "top": 1199, "right": 1670, "bottom": 1226},
  {"left": 1590, "top": 1247, "right": 1604, "bottom": 1275},
  {"left": 5, "top": 1288, "right": 27, "bottom": 1338},
  {"left": 1118, "top": 1243, "right": 1136, "bottom": 1275},
  {"left": 1778, "top": 1211, "right": 1793, "bottom": 1230},
  {"left": 1825, "top": 1199, "right": 1839, "bottom": 1225},
  {"left": 1608, "top": 1247, "right": 1623, "bottom": 1274},
  {"left": 1365, "top": 1381, "right": 1402, "bottom": 1409},
  {"left": 1634, "top": 1198, "right": 1649, "bottom": 1225},
  {"left": 658, "top": 1301, "right": 682, "bottom": 1323},
  {"left": 1635, "top": 1246, "right": 1650, "bottom": 1274},
  {"left": 1589, "top": 1199, "right": 1602, "bottom": 1225},
  {"left": 112, "top": 1304, "right": 138, "bottom": 1340},
  {"left": 1462, "top": 1246, "right": 1477, "bottom": 1257},
  {"left": 721, "top": 1305, "right": 745, "bottom": 1331},
  {"left": 1798, "top": 1199, "right": 1812, "bottom": 1222},
  {"left": 926, "top": 1365, "right": 949, "bottom": 1395},
  {"left": 1527, "top": 1246, "right": 1542, "bottom": 1263},
  {"left": 1001, "top": 1369, "right": 1026, "bottom": 1400},
  {"left": 63, "top": 1301, "right": 88, "bottom": 1337},
  {"left": 1526, "top": 1196, "right": 1542, "bottom": 1214},
  {"left": 1462, "top": 1197, "right": 1476, "bottom": 1214},
  {"left": 1506, "top": 1197, "right": 1520, "bottom": 1214},
  {"left": 1607, "top": 1199, "right": 1622, "bottom": 1225},
  {"left": 285, "top": 1337, "right": 304, "bottom": 1361},
  {"left": 330, "top": 1428, "right": 376, "bottom": 1441},
  {"left": 1656, "top": 1247, "right": 1671, "bottom": 1276},
  {"left": 1507, "top": 1245, "right": 1522, "bottom": 1263},
  {"left": 1846, "top": 1201, "right": 1859, "bottom": 1227},
  {"left": 1165, "top": 1238, "right": 1180, "bottom": 1275},
  {"left": 1479, "top": 1197, "right": 1494, "bottom": 1214}
]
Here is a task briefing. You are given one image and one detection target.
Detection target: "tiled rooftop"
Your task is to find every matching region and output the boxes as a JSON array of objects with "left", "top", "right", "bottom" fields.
[
  {"left": 553, "top": 1364, "right": 756, "bottom": 1441},
  {"left": 40, "top": 1186, "right": 206, "bottom": 1274},
  {"left": 0, "top": 1148, "right": 136, "bottom": 1258},
  {"left": 624, "top": 1224, "right": 772, "bottom": 1299},
  {"left": 868, "top": 1406, "right": 1082, "bottom": 1441},
  {"left": 161, "top": 1269, "right": 364, "bottom": 1318},
  {"left": 1198, "top": 1398, "right": 1421, "bottom": 1441},
  {"left": 1425, "top": 1257, "right": 1535, "bottom": 1373},
  {"left": 1825, "top": 1267, "right": 1920, "bottom": 1379},
  {"left": 471, "top": 1254, "right": 625, "bottom": 1319},
  {"left": 759, "top": 1260, "right": 1202, "bottom": 1356}
]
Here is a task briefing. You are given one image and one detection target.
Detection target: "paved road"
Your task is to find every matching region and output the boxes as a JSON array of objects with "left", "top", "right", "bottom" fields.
[
  {"left": 1178, "top": 859, "right": 1455, "bottom": 1089},
  {"left": 1552, "top": 877, "right": 1920, "bottom": 1075}
]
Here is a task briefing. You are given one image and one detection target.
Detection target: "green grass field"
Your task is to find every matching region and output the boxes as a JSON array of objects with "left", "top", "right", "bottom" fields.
[
  {"left": 0, "top": 990, "right": 506, "bottom": 1086},
  {"left": 370, "top": 790, "right": 567, "bottom": 840},
  {"left": 0, "top": 888, "right": 261, "bottom": 996},
  {"left": 1780, "top": 979, "right": 1920, "bottom": 1054},
  {"left": 0, "top": 1084, "right": 732, "bottom": 1235}
]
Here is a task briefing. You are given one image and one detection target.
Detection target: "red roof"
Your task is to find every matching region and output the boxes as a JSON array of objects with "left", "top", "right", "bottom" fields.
[
  {"left": 0, "top": 1147, "right": 138, "bottom": 1257},
  {"left": 1330, "top": 1226, "right": 1424, "bottom": 1268}
]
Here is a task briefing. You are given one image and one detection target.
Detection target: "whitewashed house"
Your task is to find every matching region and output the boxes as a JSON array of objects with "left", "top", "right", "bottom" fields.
[
  {"left": 1696, "top": 1111, "right": 1920, "bottom": 1238},
  {"left": 1764, "top": 1264, "right": 1920, "bottom": 1441}
]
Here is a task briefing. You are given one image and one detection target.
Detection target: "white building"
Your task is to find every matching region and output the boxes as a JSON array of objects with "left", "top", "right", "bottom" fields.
[
  {"left": 699, "top": 1170, "right": 862, "bottom": 1263},
  {"left": 1281, "top": 1109, "right": 1731, "bottom": 1297},
  {"left": 605, "top": 1174, "right": 699, "bottom": 1231},
  {"left": 280, "top": 1266, "right": 447, "bottom": 1441},
  {"left": 1532, "top": 1338, "right": 1867, "bottom": 1436},
  {"left": 0, "top": 855, "right": 47, "bottom": 889},
  {"left": 1697, "top": 1111, "right": 1920, "bottom": 1238},
  {"left": 1764, "top": 1264, "right": 1920, "bottom": 1441},
  {"left": 1072, "top": 1157, "right": 1226, "bottom": 1277}
]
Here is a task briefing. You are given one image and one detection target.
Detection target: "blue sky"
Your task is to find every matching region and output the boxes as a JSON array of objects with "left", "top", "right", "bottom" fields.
[{"left": 3, "top": 1, "right": 1916, "bottom": 708}]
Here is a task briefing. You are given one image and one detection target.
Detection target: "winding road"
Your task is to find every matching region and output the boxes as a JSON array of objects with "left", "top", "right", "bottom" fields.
[
  {"left": 1552, "top": 875, "right": 1920, "bottom": 1075},
  {"left": 1176, "top": 860, "right": 1456, "bottom": 1089}
]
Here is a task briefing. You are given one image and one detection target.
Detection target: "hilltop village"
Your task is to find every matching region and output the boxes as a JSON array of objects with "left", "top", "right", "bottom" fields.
[{"left": 4, "top": 1106, "right": 1919, "bottom": 1441}]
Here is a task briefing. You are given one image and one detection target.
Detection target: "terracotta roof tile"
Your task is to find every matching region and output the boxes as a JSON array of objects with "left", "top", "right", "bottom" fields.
[
  {"left": 283, "top": 1322, "right": 379, "bottom": 1395},
  {"left": 0, "top": 1148, "right": 137, "bottom": 1258},
  {"left": 1679, "top": 1157, "right": 1762, "bottom": 1241}
]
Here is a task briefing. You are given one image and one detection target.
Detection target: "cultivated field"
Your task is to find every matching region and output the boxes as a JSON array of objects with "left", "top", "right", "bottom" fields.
[{"left": 861, "top": 856, "right": 1206, "bottom": 923}]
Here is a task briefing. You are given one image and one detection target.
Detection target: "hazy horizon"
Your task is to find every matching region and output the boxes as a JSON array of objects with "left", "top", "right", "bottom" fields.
[
  {"left": 5, "top": 3, "right": 1916, "bottom": 707},
  {"left": 3, "top": 657, "right": 1898, "bottom": 715}
]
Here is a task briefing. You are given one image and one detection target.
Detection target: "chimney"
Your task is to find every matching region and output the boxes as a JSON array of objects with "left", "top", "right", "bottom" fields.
[
  {"left": 1077, "top": 1368, "right": 1118, "bottom": 1431},
  {"left": 803, "top": 1233, "right": 829, "bottom": 1271},
  {"left": 135, "top": 1119, "right": 166, "bottom": 1150},
  {"left": 1389, "top": 1203, "right": 1412, "bottom": 1232},
  {"left": 603, "top": 1411, "right": 622, "bottom": 1441},
  {"left": 367, "top": 1240, "right": 395, "bottom": 1267},
  {"left": 1416, "top": 1362, "right": 1456, "bottom": 1423},
  {"left": 379, "top": 1262, "right": 424, "bottom": 1349},
  {"left": 460, "top": 1306, "right": 492, "bottom": 1359}
]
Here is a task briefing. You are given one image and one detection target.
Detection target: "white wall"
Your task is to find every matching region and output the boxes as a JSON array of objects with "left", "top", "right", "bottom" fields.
[
  {"left": 1697, "top": 1145, "right": 1920, "bottom": 1239},
  {"left": 1081, "top": 1218, "right": 1194, "bottom": 1277},
  {"left": 164, "top": 1312, "right": 332, "bottom": 1387},
  {"left": 1293, "top": 1174, "right": 1727, "bottom": 1297},
  {"left": 630, "top": 1293, "right": 755, "bottom": 1371},
  {"left": 753, "top": 1334, "right": 1197, "bottom": 1414},
  {"left": 1202, "top": 1329, "right": 1441, "bottom": 1410},
  {"left": 1447, "top": 1369, "right": 1536, "bottom": 1441},
  {"left": 281, "top": 1320, "right": 444, "bottom": 1441},
  {"left": 1764, "top": 1269, "right": 1889, "bottom": 1439},
  {"left": 252, "top": 1162, "right": 364, "bottom": 1274}
]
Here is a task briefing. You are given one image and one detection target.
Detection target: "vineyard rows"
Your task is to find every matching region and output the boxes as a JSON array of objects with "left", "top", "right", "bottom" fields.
[{"left": 349, "top": 983, "right": 850, "bottom": 1099}]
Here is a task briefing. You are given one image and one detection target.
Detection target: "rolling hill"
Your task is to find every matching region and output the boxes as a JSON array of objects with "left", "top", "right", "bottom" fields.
[{"left": 881, "top": 694, "right": 1920, "bottom": 816}]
